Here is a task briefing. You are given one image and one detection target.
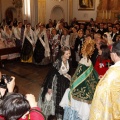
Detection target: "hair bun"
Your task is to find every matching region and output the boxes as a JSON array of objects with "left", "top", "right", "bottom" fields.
[{"left": 81, "top": 37, "right": 95, "bottom": 58}]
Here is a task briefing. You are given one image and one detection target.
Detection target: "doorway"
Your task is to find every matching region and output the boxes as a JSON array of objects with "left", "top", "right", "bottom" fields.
[
  {"left": 5, "top": 7, "right": 17, "bottom": 25},
  {"left": 51, "top": 5, "right": 64, "bottom": 22}
]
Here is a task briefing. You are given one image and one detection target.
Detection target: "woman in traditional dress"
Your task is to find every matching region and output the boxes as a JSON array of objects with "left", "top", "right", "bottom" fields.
[
  {"left": 0, "top": 27, "right": 8, "bottom": 60},
  {"left": 21, "top": 23, "right": 35, "bottom": 63},
  {"left": 46, "top": 28, "right": 53, "bottom": 63},
  {"left": 38, "top": 46, "right": 71, "bottom": 120},
  {"left": 33, "top": 24, "right": 50, "bottom": 65},
  {"left": 13, "top": 21, "right": 24, "bottom": 47},
  {"left": 3, "top": 25, "right": 16, "bottom": 48},
  {"left": 3, "top": 25, "right": 18, "bottom": 60},
  {"left": 60, "top": 36, "right": 99, "bottom": 120}
]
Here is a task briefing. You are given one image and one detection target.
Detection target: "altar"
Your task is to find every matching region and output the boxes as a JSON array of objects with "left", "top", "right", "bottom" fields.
[{"left": 96, "top": 0, "right": 120, "bottom": 23}]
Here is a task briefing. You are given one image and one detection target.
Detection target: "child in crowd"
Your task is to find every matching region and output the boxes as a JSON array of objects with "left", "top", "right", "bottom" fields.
[{"left": 94, "top": 44, "right": 111, "bottom": 79}]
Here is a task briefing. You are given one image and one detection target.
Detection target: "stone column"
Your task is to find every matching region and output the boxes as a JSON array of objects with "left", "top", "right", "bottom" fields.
[
  {"left": 38, "top": 0, "right": 46, "bottom": 24},
  {"left": 30, "top": 0, "right": 38, "bottom": 28}
]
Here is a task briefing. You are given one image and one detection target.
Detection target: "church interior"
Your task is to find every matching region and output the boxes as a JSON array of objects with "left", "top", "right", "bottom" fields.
[
  {"left": 0, "top": 0, "right": 120, "bottom": 119},
  {"left": 0, "top": 0, "right": 120, "bottom": 103},
  {"left": 0, "top": 0, "right": 120, "bottom": 28},
  {"left": 0, "top": 0, "right": 120, "bottom": 97}
]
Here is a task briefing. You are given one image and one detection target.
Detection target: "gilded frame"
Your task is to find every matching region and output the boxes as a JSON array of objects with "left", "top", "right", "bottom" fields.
[{"left": 78, "top": 0, "right": 95, "bottom": 10}]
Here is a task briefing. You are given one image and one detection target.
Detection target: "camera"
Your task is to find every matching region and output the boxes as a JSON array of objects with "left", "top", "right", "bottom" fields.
[{"left": 0, "top": 74, "right": 12, "bottom": 88}]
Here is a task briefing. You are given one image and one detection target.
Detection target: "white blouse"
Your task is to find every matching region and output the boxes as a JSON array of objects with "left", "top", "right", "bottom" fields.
[{"left": 58, "top": 61, "right": 69, "bottom": 75}]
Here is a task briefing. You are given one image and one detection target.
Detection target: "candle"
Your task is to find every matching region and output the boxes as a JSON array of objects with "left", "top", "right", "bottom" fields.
[
  {"left": 109, "top": 10, "right": 111, "bottom": 19},
  {"left": 106, "top": 10, "right": 107, "bottom": 19}
]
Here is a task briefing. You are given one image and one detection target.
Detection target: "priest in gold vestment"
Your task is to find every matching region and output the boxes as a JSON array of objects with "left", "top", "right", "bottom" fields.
[{"left": 90, "top": 41, "right": 120, "bottom": 120}]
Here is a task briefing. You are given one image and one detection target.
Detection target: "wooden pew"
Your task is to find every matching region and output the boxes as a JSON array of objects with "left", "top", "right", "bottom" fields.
[{"left": 0, "top": 47, "right": 21, "bottom": 67}]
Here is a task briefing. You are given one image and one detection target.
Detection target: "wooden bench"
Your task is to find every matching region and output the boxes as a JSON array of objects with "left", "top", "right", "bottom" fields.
[{"left": 0, "top": 47, "right": 21, "bottom": 67}]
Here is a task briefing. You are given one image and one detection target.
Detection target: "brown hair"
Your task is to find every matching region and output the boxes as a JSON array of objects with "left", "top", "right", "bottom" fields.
[
  {"left": 100, "top": 44, "right": 110, "bottom": 60},
  {"left": 63, "top": 28, "right": 69, "bottom": 34},
  {"left": 61, "top": 46, "right": 70, "bottom": 56},
  {"left": 56, "top": 46, "right": 70, "bottom": 60}
]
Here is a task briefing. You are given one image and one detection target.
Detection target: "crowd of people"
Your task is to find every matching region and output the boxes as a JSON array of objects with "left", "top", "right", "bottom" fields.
[
  {"left": 0, "top": 17, "right": 120, "bottom": 65},
  {"left": 0, "top": 17, "right": 120, "bottom": 120}
]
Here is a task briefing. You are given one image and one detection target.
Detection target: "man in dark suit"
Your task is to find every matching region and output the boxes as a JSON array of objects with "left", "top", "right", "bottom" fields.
[
  {"left": 97, "top": 23, "right": 105, "bottom": 36},
  {"left": 111, "top": 26, "right": 118, "bottom": 42}
]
